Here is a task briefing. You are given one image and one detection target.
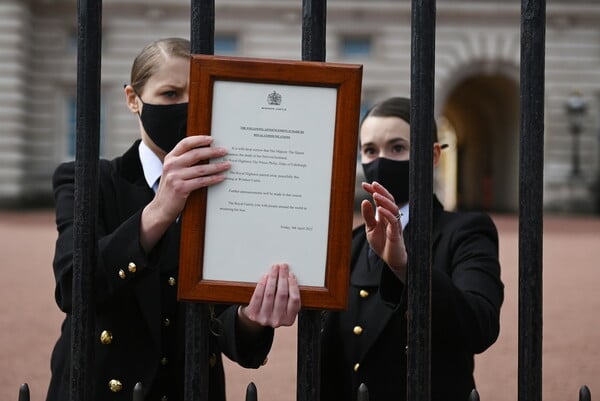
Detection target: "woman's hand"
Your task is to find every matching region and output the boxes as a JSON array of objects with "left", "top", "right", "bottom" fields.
[
  {"left": 140, "top": 135, "right": 230, "bottom": 252},
  {"left": 238, "top": 264, "right": 301, "bottom": 331},
  {"left": 155, "top": 135, "right": 230, "bottom": 223},
  {"left": 361, "top": 181, "right": 408, "bottom": 282}
]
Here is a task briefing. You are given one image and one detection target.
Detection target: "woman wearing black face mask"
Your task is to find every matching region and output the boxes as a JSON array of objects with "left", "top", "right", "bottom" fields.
[
  {"left": 47, "top": 37, "right": 301, "bottom": 401},
  {"left": 320, "top": 97, "right": 504, "bottom": 401}
]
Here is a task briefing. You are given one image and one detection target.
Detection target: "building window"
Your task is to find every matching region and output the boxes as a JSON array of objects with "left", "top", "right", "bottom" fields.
[
  {"left": 341, "top": 37, "right": 372, "bottom": 58},
  {"left": 67, "top": 96, "right": 104, "bottom": 159},
  {"left": 215, "top": 35, "right": 238, "bottom": 55}
]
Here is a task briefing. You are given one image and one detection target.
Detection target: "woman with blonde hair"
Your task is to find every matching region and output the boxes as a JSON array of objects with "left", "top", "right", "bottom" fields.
[{"left": 47, "top": 37, "right": 301, "bottom": 401}]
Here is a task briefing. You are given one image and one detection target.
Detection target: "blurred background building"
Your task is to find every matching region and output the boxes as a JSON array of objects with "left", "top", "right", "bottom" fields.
[{"left": 1, "top": 0, "right": 599, "bottom": 214}]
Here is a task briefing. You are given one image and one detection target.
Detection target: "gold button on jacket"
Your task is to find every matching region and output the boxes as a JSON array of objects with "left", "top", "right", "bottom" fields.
[
  {"left": 118, "top": 269, "right": 126, "bottom": 279},
  {"left": 359, "top": 289, "right": 369, "bottom": 298},
  {"left": 353, "top": 326, "right": 364, "bottom": 335},
  {"left": 108, "top": 379, "right": 123, "bottom": 392},
  {"left": 209, "top": 353, "right": 217, "bottom": 368},
  {"left": 128, "top": 262, "right": 137, "bottom": 273},
  {"left": 168, "top": 277, "right": 176, "bottom": 286},
  {"left": 100, "top": 330, "right": 113, "bottom": 345}
]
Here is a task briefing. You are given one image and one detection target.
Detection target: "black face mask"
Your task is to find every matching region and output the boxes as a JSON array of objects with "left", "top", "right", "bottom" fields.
[
  {"left": 362, "top": 158, "right": 409, "bottom": 205},
  {"left": 138, "top": 99, "right": 188, "bottom": 153}
]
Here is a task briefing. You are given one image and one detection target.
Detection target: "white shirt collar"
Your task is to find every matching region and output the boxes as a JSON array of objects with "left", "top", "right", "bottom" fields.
[{"left": 138, "top": 141, "right": 163, "bottom": 192}]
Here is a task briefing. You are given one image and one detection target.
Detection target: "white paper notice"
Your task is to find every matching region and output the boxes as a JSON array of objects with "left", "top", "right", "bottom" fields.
[{"left": 202, "top": 81, "right": 337, "bottom": 286}]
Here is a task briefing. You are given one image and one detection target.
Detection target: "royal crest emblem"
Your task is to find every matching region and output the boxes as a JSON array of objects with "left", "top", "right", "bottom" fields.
[{"left": 267, "top": 91, "right": 282, "bottom": 106}]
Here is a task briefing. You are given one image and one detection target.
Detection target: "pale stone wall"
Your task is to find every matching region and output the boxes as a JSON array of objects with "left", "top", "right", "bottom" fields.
[
  {"left": 0, "top": 1, "right": 29, "bottom": 205},
  {"left": 2, "top": 0, "right": 600, "bottom": 212}
]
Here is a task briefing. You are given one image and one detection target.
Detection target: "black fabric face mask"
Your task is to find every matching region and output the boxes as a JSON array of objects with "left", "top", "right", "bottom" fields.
[
  {"left": 362, "top": 158, "right": 409, "bottom": 205},
  {"left": 138, "top": 99, "right": 188, "bottom": 153}
]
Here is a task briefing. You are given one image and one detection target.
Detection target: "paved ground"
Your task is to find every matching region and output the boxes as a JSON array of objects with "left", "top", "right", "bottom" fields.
[{"left": 1, "top": 210, "right": 599, "bottom": 401}]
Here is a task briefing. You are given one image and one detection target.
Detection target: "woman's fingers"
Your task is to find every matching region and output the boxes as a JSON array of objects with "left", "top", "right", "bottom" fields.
[
  {"left": 272, "top": 264, "right": 301, "bottom": 327},
  {"left": 157, "top": 135, "right": 231, "bottom": 201},
  {"left": 245, "top": 264, "right": 301, "bottom": 328},
  {"left": 272, "top": 264, "right": 290, "bottom": 322},
  {"left": 285, "top": 273, "right": 301, "bottom": 325},
  {"left": 361, "top": 199, "right": 376, "bottom": 229},
  {"left": 244, "top": 274, "right": 268, "bottom": 321},
  {"left": 371, "top": 181, "right": 396, "bottom": 202},
  {"left": 169, "top": 135, "right": 214, "bottom": 156},
  {"left": 261, "top": 264, "right": 279, "bottom": 318},
  {"left": 372, "top": 192, "right": 399, "bottom": 216}
]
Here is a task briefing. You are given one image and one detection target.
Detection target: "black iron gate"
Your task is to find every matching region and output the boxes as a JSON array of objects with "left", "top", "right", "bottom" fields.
[{"left": 15, "top": 0, "right": 594, "bottom": 400}]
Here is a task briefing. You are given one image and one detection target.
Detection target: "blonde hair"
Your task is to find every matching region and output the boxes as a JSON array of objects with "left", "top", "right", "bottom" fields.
[{"left": 130, "top": 37, "right": 190, "bottom": 94}]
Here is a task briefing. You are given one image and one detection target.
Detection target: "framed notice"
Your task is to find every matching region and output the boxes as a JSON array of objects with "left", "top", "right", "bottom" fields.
[{"left": 178, "top": 55, "right": 362, "bottom": 310}]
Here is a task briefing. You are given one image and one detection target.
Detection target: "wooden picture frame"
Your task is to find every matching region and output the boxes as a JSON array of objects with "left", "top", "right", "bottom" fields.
[{"left": 178, "top": 55, "right": 362, "bottom": 310}]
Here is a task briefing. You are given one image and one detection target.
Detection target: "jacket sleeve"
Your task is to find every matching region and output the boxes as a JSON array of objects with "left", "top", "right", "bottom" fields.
[
  {"left": 215, "top": 305, "right": 274, "bottom": 369},
  {"left": 51, "top": 161, "right": 154, "bottom": 313},
  {"left": 380, "top": 212, "right": 504, "bottom": 354}
]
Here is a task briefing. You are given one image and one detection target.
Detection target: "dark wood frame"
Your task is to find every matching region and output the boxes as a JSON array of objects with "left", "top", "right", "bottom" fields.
[{"left": 178, "top": 55, "right": 362, "bottom": 310}]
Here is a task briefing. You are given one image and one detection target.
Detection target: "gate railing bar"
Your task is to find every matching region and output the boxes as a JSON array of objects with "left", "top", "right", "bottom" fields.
[
  {"left": 73, "top": 0, "right": 102, "bottom": 400},
  {"left": 184, "top": 2, "right": 215, "bottom": 401},
  {"left": 518, "top": 1, "right": 545, "bottom": 401},
  {"left": 297, "top": 2, "right": 327, "bottom": 401},
  {"left": 408, "top": 0, "right": 436, "bottom": 400},
  {"left": 18, "top": 383, "right": 30, "bottom": 401},
  {"left": 245, "top": 382, "right": 258, "bottom": 401},
  {"left": 191, "top": 0, "right": 214, "bottom": 55},
  {"left": 132, "top": 382, "right": 143, "bottom": 401},
  {"left": 580, "top": 385, "right": 591, "bottom": 401},
  {"left": 301, "top": 0, "right": 326, "bottom": 63},
  {"left": 357, "top": 383, "right": 370, "bottom": 401}
]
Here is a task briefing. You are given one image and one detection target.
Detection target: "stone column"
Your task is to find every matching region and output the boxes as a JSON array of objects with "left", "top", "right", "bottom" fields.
[{"left": 0, "top": 1, "right": 29, "bottom": 206}]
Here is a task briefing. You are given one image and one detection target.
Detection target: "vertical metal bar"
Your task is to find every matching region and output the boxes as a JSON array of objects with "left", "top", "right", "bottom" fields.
[
  {"left": 469, "top": 389, "right": 481, "bottom": 401},
  {"left": 408, "top": 0, "right": 436, "bottom": 400},
  {"left": 297, "top": 312, "right": 322, "bottom": 401},
  {"left": 72, "top": 1, "right": 102, "bottom": 400},
  {"left": 132, "top": 382, "right": 143, "bottom": 401},
  {"left": 245, "top": 382, "right": 258, "bottom": 401},
  {"left": 18, "top": 383, "right": 30, "bottom": 401},
  {"left": 357, "top": 383, "right": 370, "bottom": 401},
  {"left": 183, "top": 303, "right": 210, "bottom": 401},
  {"left": 301, "top": 0, "right": 326, "bottom": 62},
  {"left": 518, "top": 1, "right": 545, "bottom": 401},
  {"left": 185, "top": 3, "right": 214, "bottom": 401},
  {"left": 579, "top": 385, "right": 591, "bottom": 401},
  {"left": 298, "top": 3, "right": 326, "bottom": 401},
  {"left": 191, "top": 0, "right": 214, "bottom": 55}
]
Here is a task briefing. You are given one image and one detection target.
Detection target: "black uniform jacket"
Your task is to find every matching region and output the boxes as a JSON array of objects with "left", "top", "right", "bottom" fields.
[
  {"left": 47, "top": 141, "right": 274, "bottom": 401},
  {"left": 321, "top": 197, "right": 504, "bottom": 401}
]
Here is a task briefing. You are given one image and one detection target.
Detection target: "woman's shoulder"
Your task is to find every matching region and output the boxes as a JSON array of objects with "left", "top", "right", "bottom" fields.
[
  {"left": 437, "top": 209, "right": 499, "bottom": 242},
  {"left": 440, "top": 208, "right": 495, "bottom": 226},
  {"left": 52, "top": 156, "right": 119, "bottom": 186},
  {"left": 52, "top": 141, "right": 140, "bottom": 183}
]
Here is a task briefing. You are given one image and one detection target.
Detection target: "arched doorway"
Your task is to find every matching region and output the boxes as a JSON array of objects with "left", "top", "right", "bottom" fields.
[{"left": 439, "top": 74, "right": 520, "bottom": 213}]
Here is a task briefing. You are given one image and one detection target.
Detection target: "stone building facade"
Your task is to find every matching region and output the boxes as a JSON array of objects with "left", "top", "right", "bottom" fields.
[{"left": 1, "top": 0, "right": 599, "bottom": 213}]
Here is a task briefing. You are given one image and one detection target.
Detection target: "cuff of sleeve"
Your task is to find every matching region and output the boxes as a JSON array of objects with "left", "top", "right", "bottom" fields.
[
  {"left": 219, "top": 305, "right": 274, "bottom": 369},
  {"left": 99, "top": 210, "right": 152, "bottom": 291}
]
